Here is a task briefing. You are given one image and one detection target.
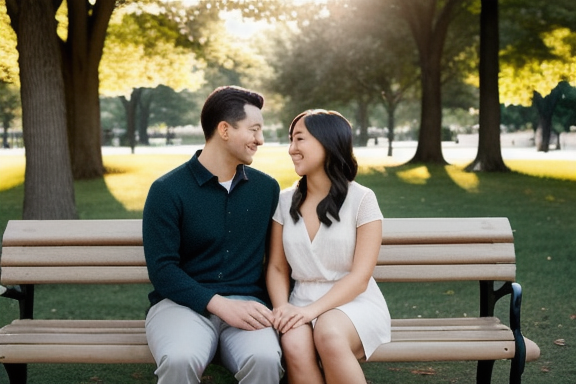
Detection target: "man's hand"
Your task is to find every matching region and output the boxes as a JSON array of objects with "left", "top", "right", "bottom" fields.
[{"left": 207, "top": 295, "right": 275, "bottom": 331}]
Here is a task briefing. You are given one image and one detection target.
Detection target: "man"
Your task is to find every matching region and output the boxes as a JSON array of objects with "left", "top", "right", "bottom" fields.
[{"left": 143, "top": 86, "right": 283, "bottom": 384}]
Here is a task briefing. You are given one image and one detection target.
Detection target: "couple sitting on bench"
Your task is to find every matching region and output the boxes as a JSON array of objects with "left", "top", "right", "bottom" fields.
[{"left": 143, "top": 85, "right": 390, "bottom": 384}]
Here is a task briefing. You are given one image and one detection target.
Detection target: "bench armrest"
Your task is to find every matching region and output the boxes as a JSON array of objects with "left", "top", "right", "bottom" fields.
[
  {"left": 0, "top": 284, "right": 34, "bottom": 319},
  {"left": 0, "top": 284, "right": 25, "bottom": 301},
  {"left": 510, "top": 282, "right": 527, "bottom": 378}
]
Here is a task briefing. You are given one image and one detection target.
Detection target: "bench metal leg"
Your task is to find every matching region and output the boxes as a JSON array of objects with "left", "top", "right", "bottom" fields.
[
  {"left": 4, "top": 363, "right": 27, "bottom": 384},
  {"left": 477, "top": 360, "right": 495, "bottom": 384}
]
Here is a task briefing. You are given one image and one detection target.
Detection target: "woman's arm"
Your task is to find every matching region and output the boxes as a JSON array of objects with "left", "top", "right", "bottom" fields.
[{"left": 266, "top": 221, "right": 296, "bottom": 328}]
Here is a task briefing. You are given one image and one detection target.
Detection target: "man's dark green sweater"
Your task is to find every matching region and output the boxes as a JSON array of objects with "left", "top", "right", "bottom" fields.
[{"left": 142, "top": 150, "right": 280, "bottom": 315}]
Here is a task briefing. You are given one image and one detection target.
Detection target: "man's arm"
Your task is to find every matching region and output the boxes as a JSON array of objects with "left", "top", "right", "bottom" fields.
[{"left": 143, "top": 179, "right": 216, "bottom": 313}]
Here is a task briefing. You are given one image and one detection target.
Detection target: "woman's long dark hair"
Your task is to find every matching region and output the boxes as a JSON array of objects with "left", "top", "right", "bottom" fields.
[{"left": 288, "top": 110, "right": 358, "bottom": 226}]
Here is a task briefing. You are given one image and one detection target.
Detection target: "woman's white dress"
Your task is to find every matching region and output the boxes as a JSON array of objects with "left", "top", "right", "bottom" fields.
[{"left": 272, "top": 181, "right": 391, "bottom": 359}]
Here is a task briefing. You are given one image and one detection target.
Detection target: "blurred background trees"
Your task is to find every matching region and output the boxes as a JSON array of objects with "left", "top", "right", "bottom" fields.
[{"left": 1, "top": 0, "right": 575, "bottom": 218}]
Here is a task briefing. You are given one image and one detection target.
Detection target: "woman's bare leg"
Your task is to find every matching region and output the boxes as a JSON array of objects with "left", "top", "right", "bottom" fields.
[
  {"left": 313, "top": 309, "right": 366, "bottom": 384},
  {"left": 281, "top": 323, "right": 325, "bottom": 384}
]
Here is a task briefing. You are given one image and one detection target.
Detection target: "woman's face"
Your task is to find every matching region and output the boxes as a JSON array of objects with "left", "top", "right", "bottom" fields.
[{"left": 288, "top": 118, "right": 326, "bottom": 177}]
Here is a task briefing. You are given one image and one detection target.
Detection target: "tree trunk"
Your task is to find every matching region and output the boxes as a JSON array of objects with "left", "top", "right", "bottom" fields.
[
  {"left": 380, "top": 89, "right": 402, "bottom": 157},
  {"left": 2, "top": 119, "right": 9, "bottom": 148},
  {"left": 8, "top": 0, "right": 77, "bottom": 219},
  {"left": 398, "top": 0, "right": 462, "bottom": 164},
  {"left": 465, "top": 0, "right": 509, "bottom": 172},
  {"left": 120, "top": 88, "right": 143, "bottom": 154},
  {"left": 386, "top": 104, "right": 396, "bottom": 157},
  {"left": 63, "top": 0, "right": 115, "bottom": 179},
  {"left": 138, "top": 89, "right": 152, "bottom": 145},
  {"left": 532, "top": 85, "right": 563, "bottom": 152},
  {"left": 356, "top": 98, "right": 370, "bottom": 146}
]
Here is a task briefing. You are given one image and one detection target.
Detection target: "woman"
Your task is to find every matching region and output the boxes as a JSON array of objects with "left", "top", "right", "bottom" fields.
[{"left": 267, "top": 110, "right": 391, "bottom": 384}]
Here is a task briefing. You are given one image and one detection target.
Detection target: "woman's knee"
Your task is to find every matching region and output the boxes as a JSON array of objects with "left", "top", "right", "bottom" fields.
[
  {"left": 281, "top": 329, "right": 315, "bottom": 360},
  {"left": 314, "top": 315, "right": 351, "bottom": 354}
]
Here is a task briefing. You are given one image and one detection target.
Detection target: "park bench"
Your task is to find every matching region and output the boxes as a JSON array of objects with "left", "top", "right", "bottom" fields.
[{"left": 0, "top": 218, "right": 540, "bottom": 384}]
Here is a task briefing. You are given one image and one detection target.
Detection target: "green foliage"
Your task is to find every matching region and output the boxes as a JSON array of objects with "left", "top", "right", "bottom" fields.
[
  {"left": 500, "top": 103, "right": 538, "bottom": 131},
  {"left": 0, "top": 0, "right": 18, "bottom": 85}
]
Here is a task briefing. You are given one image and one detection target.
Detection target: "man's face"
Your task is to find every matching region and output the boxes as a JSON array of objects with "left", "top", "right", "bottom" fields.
[{"left": 226, "top": 104, "right": 264, "bottom": 165}]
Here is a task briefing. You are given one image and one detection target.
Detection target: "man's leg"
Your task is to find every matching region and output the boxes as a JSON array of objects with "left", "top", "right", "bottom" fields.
[
  {"left": 218, "top": 320, "right": 283, "bottom": 384},
  {"left": 145, "top": 299, "right": 219, "bottom": 384}
]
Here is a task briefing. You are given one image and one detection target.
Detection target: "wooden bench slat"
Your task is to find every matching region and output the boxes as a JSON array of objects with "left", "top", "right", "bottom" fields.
[
  {"left": 379, "top": 243, "right": 515, "bottom": 264},
  {"left": 0, "top": 333, "right": 148, "bottom": 345},
  {"left": 1, "top": 329, "right": 515, "bottom": 347},
  {"left": 372, "top": 264, "right": 516, "bottom": 282},
  {"left": 3, "top": 317, "right": 507, "bottom": 331},
  {"left": 0, "top": 266, "right": 150, "bottom": 284},
  {"left": 391, "top": 317, "right": 503, "bottom": 327},
  {"left": 0, "top": 326, "right": 145, "bottom": 335},
  {"left": 1, "top": 264, "right": 517, "bottom": 284},
  {"left": 2, "top": 218, "right": 513, "bottom": 247},
  {"left": 1, "top": 244, "right": 516, "bottom": 267},
  {"left": 368, "top": 340, "right": 516, "bottom": 362},
  {"left": 382, "top": 217, "right": 513, "bottom": 245},
  {"left": 391, "top": 330, "right": 513, "bottom": 342},
  {"left": 5, "top": 319, "right": 146, "bottom": 328},
  {"left": 1, "top": 246, "right": 145, "bottom": 266},
  {"left": 0, "top": 340, "right": 539, "bottom": 365},
  {"left": 1, "top": 220, "right": 143, "bottom": 246},
  {"left": 0, "top": 344, "right": 155, "bottom": 364},
  {"left": 0, "top": 342, "right": 515, "bottom": 365}
]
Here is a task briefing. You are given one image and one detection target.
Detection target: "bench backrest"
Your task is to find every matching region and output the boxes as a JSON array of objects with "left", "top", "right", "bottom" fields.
[{"left": 0, "top": 218, "right": 515, "bottom": 285}]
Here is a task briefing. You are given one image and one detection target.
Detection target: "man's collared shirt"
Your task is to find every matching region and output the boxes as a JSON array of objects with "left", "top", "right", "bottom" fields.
[{"left": 143, "top": 150, "right": 280, "bottom": 314}]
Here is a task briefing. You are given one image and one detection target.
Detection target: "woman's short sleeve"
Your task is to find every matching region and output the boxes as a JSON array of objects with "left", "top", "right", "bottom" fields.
[
  {"left": 357, "top": 188, "right": 383, "bottom": 227},
  {"left": 272, "top": 197, "right": 284, "bottom": 225}
]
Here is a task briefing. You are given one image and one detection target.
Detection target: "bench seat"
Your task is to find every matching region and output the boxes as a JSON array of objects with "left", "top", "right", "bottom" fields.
[
  {"left": 0, "top": 317, "right": 538, "bottom": 365},
  {"left": 0, "top": 218, "right": 540, "bottom": 384}
]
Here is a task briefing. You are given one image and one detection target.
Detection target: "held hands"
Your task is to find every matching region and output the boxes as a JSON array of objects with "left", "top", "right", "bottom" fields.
[
  {"left": 208, "top": 296, "right": 275, "bottom": 331},
  {"left": 272, "top": 303, "right": 314, "bottom": 334}
]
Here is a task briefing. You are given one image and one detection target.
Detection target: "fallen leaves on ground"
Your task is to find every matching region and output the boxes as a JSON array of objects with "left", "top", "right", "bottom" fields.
[{"left": 411, "top": 367, "right": 436, "bottom": 375}]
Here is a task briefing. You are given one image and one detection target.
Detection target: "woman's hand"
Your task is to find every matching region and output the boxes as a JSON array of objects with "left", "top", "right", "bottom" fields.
[{"left": 272, "top": 303, "right": 314, "bottom": 333}]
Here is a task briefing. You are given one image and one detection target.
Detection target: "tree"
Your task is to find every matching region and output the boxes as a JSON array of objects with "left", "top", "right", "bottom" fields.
[
  {"left": 267, "top": 0, "right": 419, "bottom": 149},
  {"left": 0, "top": 0, "right": 18, "bottom": 85},
  {"left": 5, "top": 0, "right": 115, "bottom": 181},
  {"left": 99, "top": 6, "right": 206, "bottom": 152},
  {"left": 394, "top": 0, "right": 469, "bottom": 164},
  {"left": 465, "top": 0, "right": 509, "bottom": 172},
  {"left": 532, "top": 81, "right": 570, "bottom": 151},
  {"left": 1, "top": 1, "right": 21, "bottom": 149},
  {"left": 59, "top": 0, "right": 116, "bottom": 178},
  {"left": 5, "top": 0, "right": 77, "bottom": 219},
  {"left": 498, "top": 1, "right": 576, "bottom": 151},
  {"left": 499, "top": 28, "right": 576, "bottom": 151},
  {"left": 323, "top": 0, "right": 420, "bottom": 152}
]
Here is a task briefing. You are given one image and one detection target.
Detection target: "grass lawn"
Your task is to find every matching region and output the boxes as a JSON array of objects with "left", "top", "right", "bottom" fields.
[{"left": 1, "top": 145, "right": 575, "bottom": 384}]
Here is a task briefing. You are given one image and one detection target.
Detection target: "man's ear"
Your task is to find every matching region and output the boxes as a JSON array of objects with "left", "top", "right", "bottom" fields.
[{"left": 217, "top": 121, "right": 229, "bottom": 140}]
